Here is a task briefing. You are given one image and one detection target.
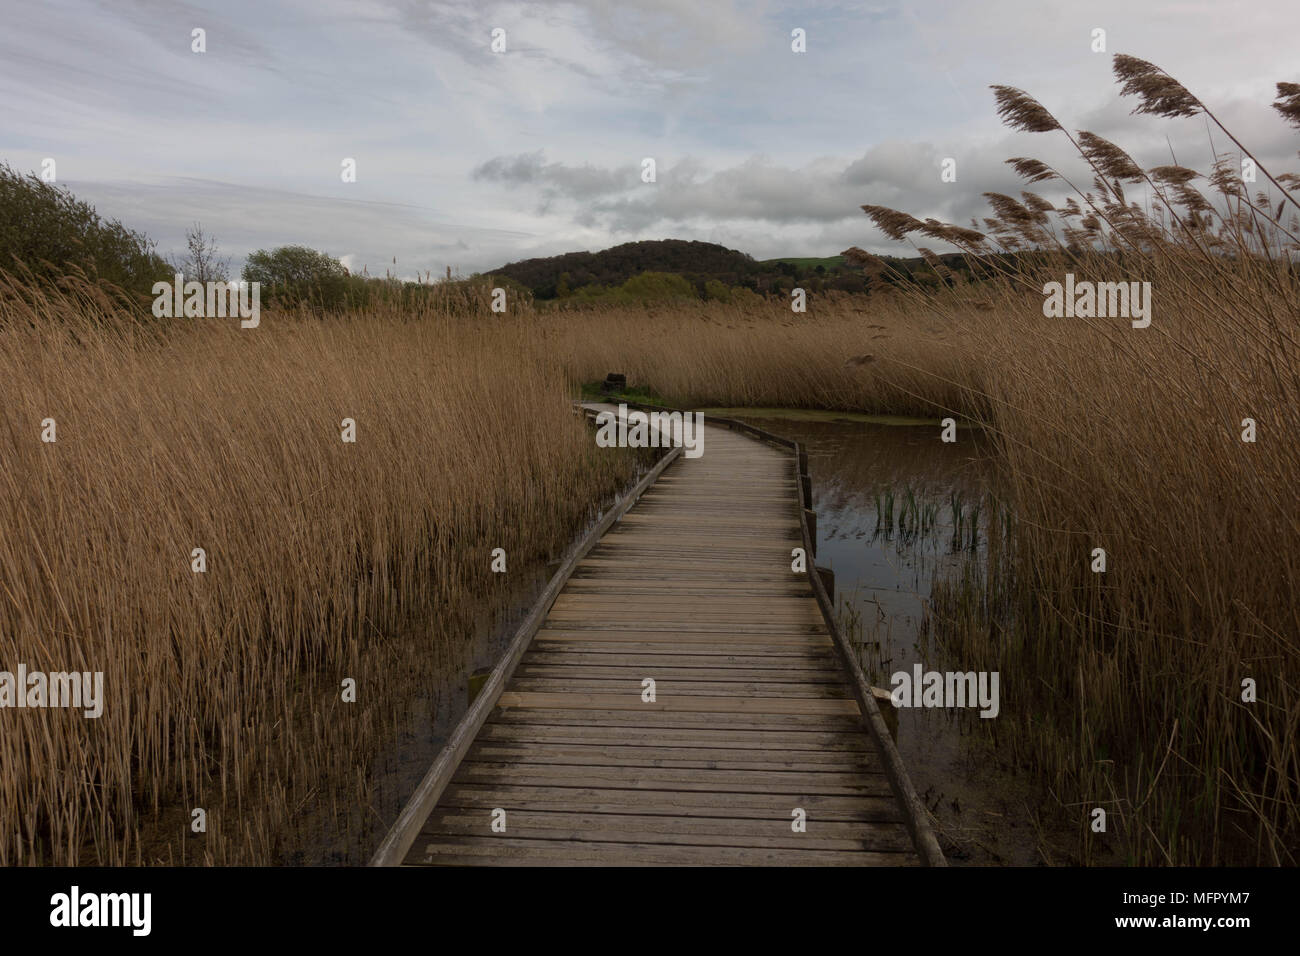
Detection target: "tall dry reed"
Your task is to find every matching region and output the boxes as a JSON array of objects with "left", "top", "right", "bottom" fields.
[{"left": 0, "top": 281, "right": 635, "bottom": 864}]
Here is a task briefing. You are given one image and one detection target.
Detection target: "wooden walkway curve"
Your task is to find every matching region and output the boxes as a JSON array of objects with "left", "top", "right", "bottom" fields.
[{"left": 372, "top": 403, "right": 944, "bottom": 866}]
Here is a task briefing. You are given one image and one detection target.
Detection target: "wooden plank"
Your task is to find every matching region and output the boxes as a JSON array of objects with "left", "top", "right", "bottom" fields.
[
  {"left": 574, "top": 555, "right": 800, "bottom": 566},
  {"left": 420, "top": 810, "right": 914, "bottom": 852},
  {"left": 525, "top": 641, "right": 838, "bottom": 658},
  {"left": 436, "top": 784, "right": 905, "bottom": 822},
  {"left": 569, "top": 568, "right": 805, "bottom": 580},
  {"left": 462, "top": 741, "right": 881, "bottom": 771},
  {"left": 496, "top": 692, "right": 860, "bottom": 716},
  {"left": 475, "top": 724, "right": 874, "bottom": 752},
  {"left": 449, "top": 763, "right": 890, "bottom": 795},
  {"left": 566, "top": 571, "right": 809, "bottom": 581},
  {"left": 506, "top": 678, "right": 852, "bottom": 698},
  {"left": 552, "top": 593, "right": 815, "bottom": 606},
  {"left": 513, "top": 663, "right": 847, "bottom": 681},
  {"left": 520, "top": 650, "right": 839, "bottom": 667},
  {"left": 536, "top": 629, "right": 831, "bottom": 645},
  {"left": 544, "top": 614, "right": 824, "bottom": 626},
  {"left": 486, "top": 707, "right": 866, "bottom": 732},
  {"left": 629, "top": 502, "right": 793, "bottom": 512},
  {"left": 549, "top": 603, "right": 819, "bottom": 618},
  {"left": 613, "top": 513, "right": 798, "bottom": 524},
  {"left": 562, "top": 584, "right": 814, "bottom": 596},
  {"left": 544, "top": 610, "right": 825, "bottom": 625},
  {"left": 538, "top": 623, "right": 827, "bottom": 637},
  {"left": 571, "top": 565, "right": 803, "bottom": 575},
  {"left": 590, "top": 540, "right": 799, "bottom": 551},
  {"left": 411, "top": 837, "right": 914, "bottom": 867}
]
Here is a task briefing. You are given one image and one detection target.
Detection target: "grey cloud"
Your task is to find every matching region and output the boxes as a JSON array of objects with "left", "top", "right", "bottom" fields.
[
  {"left": 468, "top": 81, "right": 1300, "bottom": 253},
  {"left": 472, "top": 151, "right": 637, "bottom": 199},
  {"left": 470, "top": 140, "right": 1048, "bottom": 244}
]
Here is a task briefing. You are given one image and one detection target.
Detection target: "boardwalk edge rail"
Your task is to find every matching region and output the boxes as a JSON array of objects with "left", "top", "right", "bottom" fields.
[
  {"left": 617, "top": 400, "right": 948, "bottom": 867},
  {"left": 369, "top": 413, "right": 682, "bottom": 867}
]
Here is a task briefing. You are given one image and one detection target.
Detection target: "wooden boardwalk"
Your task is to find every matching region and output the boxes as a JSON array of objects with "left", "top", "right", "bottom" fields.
[{"left": 372, "top": 404, "right": 943, "bottom": 866}]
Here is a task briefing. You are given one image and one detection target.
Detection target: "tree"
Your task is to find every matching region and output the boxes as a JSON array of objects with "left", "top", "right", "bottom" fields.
[
  {"left": 175, "top": 222, "right": 229, "bottom": 283},
  {"left": 703, "top": 279, "right": 732, "bottom": 302},
  {"left": 0, "top": 161, "right": 170, "bottom": 295},
  {"left": 619, "top": 271, "right": 695, "bottom": 303},
  {"left": 242, "top": 245, "right": 350, "bottom": 308}
]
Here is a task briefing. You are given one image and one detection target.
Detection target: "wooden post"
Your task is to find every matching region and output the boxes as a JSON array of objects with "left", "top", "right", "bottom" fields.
[
  {"left": 804, "top": 508, "right": 817, "bottom": 555},
  {"left": 815, "top": 565, "right": 834, "bottom": 602},
  {"left": 872, "top": 686, "right": 899, "bottom": 741}
]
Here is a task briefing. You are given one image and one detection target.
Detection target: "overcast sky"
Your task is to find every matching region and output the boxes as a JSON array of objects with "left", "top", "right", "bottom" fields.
[{"left": 4, "top": 0, "right": 1298, "bottom": 278}]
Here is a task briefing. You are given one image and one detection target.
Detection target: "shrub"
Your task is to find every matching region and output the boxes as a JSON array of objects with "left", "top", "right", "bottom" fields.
[
  {"left": 242, "top": 245, "right": 353, "bottom": 310},
  {"left": 0, "top": 162, "right": 170, "bottom": 295}
]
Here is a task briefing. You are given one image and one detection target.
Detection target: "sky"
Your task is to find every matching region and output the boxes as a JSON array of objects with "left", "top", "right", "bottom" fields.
[{"left": 3, "top": 0, "right": 1299, "bottom": 278}]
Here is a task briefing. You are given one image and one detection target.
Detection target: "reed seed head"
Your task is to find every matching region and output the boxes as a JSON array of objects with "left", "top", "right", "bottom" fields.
[
  {"left": 1007, "top": 157, "right": 1057, "bottom": 184},
  {"left": 1113, "top": 54, "right": 1202, "bottom": 118},
  {"left": 1078, "top": 131, "right": 1146, "bottom": 183},
  {"left": 991, "top": 85, "right": 1063, "bottom": 132},
  {"left": 1273, "top": 82, "right": 1300, "bottom": 129}
]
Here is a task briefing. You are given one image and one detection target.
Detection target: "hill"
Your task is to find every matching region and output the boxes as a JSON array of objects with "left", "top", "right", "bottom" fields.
[
  {"left": 486, "top": 239, "right": 759, "bottom": 299},
  {"left": 757, "top": 255, "right": 847, "bottom": 270},
  {"left": 482, "top": 239, "right": 1015, "bottom": 301}
]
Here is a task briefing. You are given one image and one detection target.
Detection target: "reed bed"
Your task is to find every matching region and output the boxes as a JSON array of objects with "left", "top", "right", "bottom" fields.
[
  {"left": 539, "top": 292, "right": 980, "bottom": 418},
  {"left": 0, "top": 282, "right": 635, "bottom": 865}
]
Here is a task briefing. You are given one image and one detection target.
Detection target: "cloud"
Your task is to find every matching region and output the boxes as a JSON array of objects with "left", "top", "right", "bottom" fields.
[
  {"left": 470, "top": 83, "right": 1300, "bottom": 258},
  {"left": 473, "top": 150, "right": 636, "bottom": 200},
  {"left": 469, "top": 142, "right": 1015, "bottom": 243},
  {"left": 2, "top": 0, "right": 1298, "bottom": 272}
]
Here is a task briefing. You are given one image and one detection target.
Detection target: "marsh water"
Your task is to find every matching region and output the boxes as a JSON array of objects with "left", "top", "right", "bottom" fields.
[
  {"left": 703, "top": 408, "right": 1048, "bottom": 865},
  {"left": 318, "top": 565, "right": 553, "bottom": 865},
  {"left": 304, "top": 457, "right": 656, "bottom": 865}
]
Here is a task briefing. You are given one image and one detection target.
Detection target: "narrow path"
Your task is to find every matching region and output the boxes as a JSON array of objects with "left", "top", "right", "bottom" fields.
[{"left": 387, "top": 408, "right": 926, "bottom": 865}]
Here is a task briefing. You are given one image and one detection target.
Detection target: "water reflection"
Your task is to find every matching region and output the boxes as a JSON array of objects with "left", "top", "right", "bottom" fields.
[{"left": 723, "top": 412, "right": 1049, "bottom": 866}]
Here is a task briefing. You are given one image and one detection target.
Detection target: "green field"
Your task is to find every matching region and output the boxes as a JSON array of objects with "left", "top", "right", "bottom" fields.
[{"left": 758, "top": 255, "right": 847, "bottom": 269}]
